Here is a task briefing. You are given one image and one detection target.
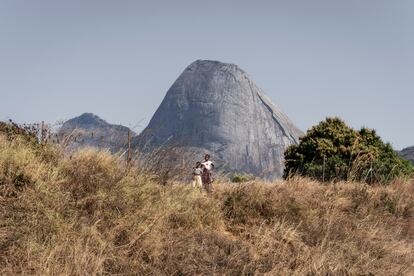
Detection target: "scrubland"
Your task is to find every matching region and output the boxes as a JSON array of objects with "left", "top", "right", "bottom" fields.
[{"left": 1, "top": 133, "right": 413, "bottom": 275}]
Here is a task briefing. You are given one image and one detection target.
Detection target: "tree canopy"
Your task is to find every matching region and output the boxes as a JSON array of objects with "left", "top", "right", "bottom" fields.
[{"left": 283, "top": 117, "right": 413, "bottom": 184}]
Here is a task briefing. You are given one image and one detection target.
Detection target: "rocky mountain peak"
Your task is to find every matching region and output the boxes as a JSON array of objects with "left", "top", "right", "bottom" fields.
[
  {"left": 135, "top": 60, "right": 303, "bottom": 179},
  {"left": 63, "top": 113, "right": 109, "bottom": 129},
  {"left": 59, "top": 113, "right": 134, "bottom": 153}
]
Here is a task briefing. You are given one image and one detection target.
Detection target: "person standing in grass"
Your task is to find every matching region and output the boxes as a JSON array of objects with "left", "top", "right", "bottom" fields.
[
  {"left": 192, "top": 161, "right": 203, "bottom": 189},
  {"left": 201, "top": 154, "right": 214, "bottom": 193}
]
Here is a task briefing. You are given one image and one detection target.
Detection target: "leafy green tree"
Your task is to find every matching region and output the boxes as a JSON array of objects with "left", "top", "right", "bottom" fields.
[{"left": 284, "top": 117, "right": 413, "bottom": 184}]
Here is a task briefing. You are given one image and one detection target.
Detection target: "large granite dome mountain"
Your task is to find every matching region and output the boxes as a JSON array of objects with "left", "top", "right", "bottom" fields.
[
  {"left": 400, "top": 146, "right": 414, "bottom": 165},
  {"left": 59, "top": 113, "right": 134, "bottom": 153},
  {"left": 135, "top": 60, "right": 303, "bottom": 179}
]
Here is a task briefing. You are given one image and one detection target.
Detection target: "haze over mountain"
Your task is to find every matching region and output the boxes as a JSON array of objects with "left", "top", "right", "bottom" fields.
[
  {"left": 59, "top": 113, "right": 134, "bottom": 153},
  {"left": 400, "top": 146, "right": 414, "bottom": 165},
  {"left": 135, "top": 60, "right": 303, "bottom": 179}
]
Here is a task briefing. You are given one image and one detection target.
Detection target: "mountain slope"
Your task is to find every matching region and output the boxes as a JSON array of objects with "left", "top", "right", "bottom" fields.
[
  {"left": 59, "top": 113, "right": 134, "bottom": 153},
  {"left": 400, "top": 146, "right": 414, "bottom": 165},
  {"left": 135, "top": 60, "right": 302, "bottom": 178}
]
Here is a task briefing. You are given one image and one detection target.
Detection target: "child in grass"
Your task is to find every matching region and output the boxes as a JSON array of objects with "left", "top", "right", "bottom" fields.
[{"left": 192, "top": 161, "right": 203, "bottom": 189}]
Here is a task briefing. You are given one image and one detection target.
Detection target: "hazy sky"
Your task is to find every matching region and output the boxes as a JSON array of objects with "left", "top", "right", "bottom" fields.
[{"left": 1, "top": 0, "right": 413, "bottom": 149}]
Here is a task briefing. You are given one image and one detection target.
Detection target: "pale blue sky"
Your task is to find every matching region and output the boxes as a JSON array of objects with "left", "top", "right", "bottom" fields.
[{"left": 1, "top": 0, "right": 413, "bottom": 149}]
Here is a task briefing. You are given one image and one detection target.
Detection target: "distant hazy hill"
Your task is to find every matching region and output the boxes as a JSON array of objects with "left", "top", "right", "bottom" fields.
[
  {"left": 59, "top": 113, "right": 134, "bottom": 153},
  {"left": 400, "top": 146, "right": 414, "bottom": 165}
]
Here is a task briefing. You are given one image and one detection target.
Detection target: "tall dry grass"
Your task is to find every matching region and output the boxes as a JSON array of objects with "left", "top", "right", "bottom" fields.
[{"left": 1, "top": 133, "right": 413, "bottom": 275}]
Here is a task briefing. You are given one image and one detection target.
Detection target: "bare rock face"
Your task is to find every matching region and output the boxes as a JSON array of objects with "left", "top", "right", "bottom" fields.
[
  {"left": 136, "top": 60, "right": 302, "bottom": 179},
  {"left": 59, "top": 113, "right": 134, "bottom": 153},
  {"left": 400, "top": 146, "right": 414, "bottom": 165}
]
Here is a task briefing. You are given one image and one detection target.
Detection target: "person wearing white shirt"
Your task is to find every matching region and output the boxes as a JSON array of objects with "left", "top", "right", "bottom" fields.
[{"left": 201, "top": 154, "right": 214, "bottom": 192}]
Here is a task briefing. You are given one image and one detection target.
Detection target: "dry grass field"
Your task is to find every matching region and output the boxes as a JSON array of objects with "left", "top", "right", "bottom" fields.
[{"left": 1, "top": 132, "right": 414, "bottom": 275}]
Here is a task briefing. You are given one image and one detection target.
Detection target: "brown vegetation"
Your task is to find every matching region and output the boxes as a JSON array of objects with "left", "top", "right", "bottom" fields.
[{"left": 1, "top": 132, "right": 413, "bottom": 275}]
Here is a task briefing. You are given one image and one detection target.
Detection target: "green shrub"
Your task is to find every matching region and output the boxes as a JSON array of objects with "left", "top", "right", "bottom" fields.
[
  {"left": 231, "top": 173, "right": 253, "bottom": 183},
  {"left": 284, "top": 117, "right": 413, "bottom": 184}
]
